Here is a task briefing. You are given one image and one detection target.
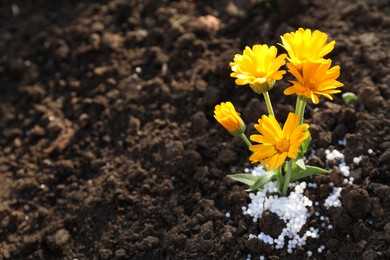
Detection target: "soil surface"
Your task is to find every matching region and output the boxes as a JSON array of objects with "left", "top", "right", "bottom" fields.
[{"left": 1, "top": 0, "right": 390, "bottom": 259}]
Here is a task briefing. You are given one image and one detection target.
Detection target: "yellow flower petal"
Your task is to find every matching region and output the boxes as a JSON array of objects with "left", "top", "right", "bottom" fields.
[
  {"left": 249, "top": 113, "right": 310, "bottom": 170},
  {"left": 284, "top": 60, "right": 343, "bottom": 104},
  {"left": 250, "top": 134, "right": 266, "bottom": 144},
  {"left": 249, "top": 145, "right": 276, "bottom": 162},
  {"left": 280, "top": 28, "right": 335, "bottom": 69},
  {"left": 282, "top": 113, "right": 299, "bottom": 138},
  {"left": 229, "top": 44, "right": 286, "bottom": 94}
]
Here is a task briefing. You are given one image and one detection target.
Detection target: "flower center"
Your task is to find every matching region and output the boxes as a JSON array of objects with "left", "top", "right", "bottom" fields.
[
  {"left": 275, "top": 138, "right": 290, "bottom": 153},
  {"left": 255, "top": 71, "right": 266, "bottom": 78},
  {"left": 305, "top": 80, "right": 317, "bottom": 91}
]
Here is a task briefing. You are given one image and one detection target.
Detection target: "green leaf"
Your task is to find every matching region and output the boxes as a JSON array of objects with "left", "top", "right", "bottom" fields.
[
  {"left": 227, "top": 174, "right": 258, "bottom": 187},
  {"left": 301, "top": 133, "right": 311, "bottom": 154},
  {"left": 228, "top": 171, "right": 276, "bottom": 191},
  {"left": 342, "top": 92, "right": 358, "bottom": 104},
  {"left": 295, "top": 158, "right": 306, "bottom": 170},
  {"left": 248, "top": 171, "right": 276, "bottom": 191},
  {"left": 290, "top": 165, "right": 328, "bottom": 183}
]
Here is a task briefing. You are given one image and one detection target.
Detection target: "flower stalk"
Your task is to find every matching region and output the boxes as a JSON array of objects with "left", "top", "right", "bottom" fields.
[
  {"left": 240, "top": 133, "right": 252, "bottom": 148},
  {"left": 281, "top": 160, "right": 292, "bottom": 196},
  {"left": 295, "top": 95, "right": 306, "bottom": 125},
  {"left": 263, "top": 91, "right": 275, "bottom": 116}
]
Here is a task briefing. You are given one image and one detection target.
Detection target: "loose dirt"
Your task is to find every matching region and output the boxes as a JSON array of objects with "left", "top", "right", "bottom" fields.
[{"left": 0, "top": 0, "right": 389, "bottom": 259}]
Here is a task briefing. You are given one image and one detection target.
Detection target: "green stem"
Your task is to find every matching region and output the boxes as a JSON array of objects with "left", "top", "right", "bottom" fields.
[
  {"left": 240, "top": 133, "right": 252, "bottom": 148},
  {"left": 263, "top": 91, "right": 274, "bottom": 117},
  {"left": 275, "top": 166, "right": 283, "bottom": 190},
  {"left": 295, "top": 96, "right": 302, "bottom": 116},
  {"left": 296, "top": 96, "right": 306, "bottom": 125},
  {"left": 281, "top": 160, "right": 292, "bottom": 196}
]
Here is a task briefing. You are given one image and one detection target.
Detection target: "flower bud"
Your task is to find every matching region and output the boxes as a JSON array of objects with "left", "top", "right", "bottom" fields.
[{"left": 214, "top": 102, "right": 246, "bottom": 136}]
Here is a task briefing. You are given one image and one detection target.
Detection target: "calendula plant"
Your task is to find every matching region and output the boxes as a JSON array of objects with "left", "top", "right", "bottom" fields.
[{"left": 214, "top": 28, "right": 343, "bottom": 196}]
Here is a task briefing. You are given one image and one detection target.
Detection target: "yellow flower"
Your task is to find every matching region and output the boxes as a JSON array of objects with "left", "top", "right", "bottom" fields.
[
  {"left": 284, "top": 60, "right": 344, "bottom": 104},
  {"left": 229, "top": 44, "right": 287, "bottom": 94},
  {"left": 214, "top": 102, "right": 246, "bottom": 136},
  {"left": 280, "top": 28, "right": 335, "bottom": 70},
  {"left": 249, "top": 113, "right": 310, "bottom": 171}
]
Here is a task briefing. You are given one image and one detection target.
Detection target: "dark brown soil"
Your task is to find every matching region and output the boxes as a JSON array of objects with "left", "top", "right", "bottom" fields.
[{"left": 1, "top": 0, "right": 389, "bottom": 259}]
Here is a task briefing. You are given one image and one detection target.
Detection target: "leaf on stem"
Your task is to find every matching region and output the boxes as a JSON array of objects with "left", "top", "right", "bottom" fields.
[
  {"left": 295, "top": 158, "right": 306, "bottom": 170},
  {"left": 248, "top": 171, "right": 275, "bottom": 191},
  {"left": 228, "top": 171, "right": 276, "bottom": 191},
  {"left": 301, "top": 133, "right": 311, "bottom": 154},
  {"left": 227, "top": 174, "right": 258, "bottom": 186},
  {"left": 290, "top": 165, "right": 328, "bottom": 183}
]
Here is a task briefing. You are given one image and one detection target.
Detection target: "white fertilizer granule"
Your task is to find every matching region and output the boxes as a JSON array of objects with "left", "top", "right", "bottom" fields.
[
  {"left": 325, "top": 149, "right": 345, "bottom": 161},
  {"left": 324, "top": 187, "right": 342, "bottom": 209},
  {"left": 243, "top": 175, "right": 316, "bottom": 252},
  {"left": 242, "top": 165, "right": 346, "bottom": 255},
  {"left": 325, "top": 149, "right": 356, "bottom": 185}
]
